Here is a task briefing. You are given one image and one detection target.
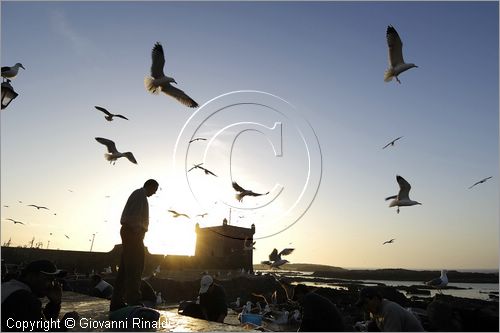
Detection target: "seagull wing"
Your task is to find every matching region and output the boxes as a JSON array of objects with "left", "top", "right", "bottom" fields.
[
  {"left": 385, "top": 195, "right": 397, "bottom": 201},
  {"left": 114, "top": 114, "right": 129, "bottom": 120},
  {"left": 396, "top": 175, "right": 411, "bottom": 200},
  {"left": 269, "top": 248, "right": 280, "bottom": 262},
  {"left": 246, "top": 189, "right": 269, "bottom": 197},
  {"left": 426, "top": 277, "right": 442, "bottom": 287},
  {"left": 279, "top": 248, "right": 295, "bottom": 256},
  {"left": 95, "top": 106, "right": 112, "bottom": 116},
  {"left": 232, "top": 181, "right": 246, "bottom": 193},
  {"left": 160, "top": 84, "right": 199, "bottom": 108},
  {"left": 150, "top": 42, "right": 165, "bottom": 79},
  {"left": 1, "top": 66, "right": 11, "bottom": 72},
  {"left": 168, "top": 210, "right": 178, "bottom": 215},
  {"left": 95, "top": 137, "right": 119, "bottom": 154},
  {"left": 124, "top": 152, "right": 137, "bottom": 164},
  {"left": 382, "top": 142, "right": 392, "bottom": 149},
  {"left": 387, "top": 25, "right": 404, "bottom": 67}
]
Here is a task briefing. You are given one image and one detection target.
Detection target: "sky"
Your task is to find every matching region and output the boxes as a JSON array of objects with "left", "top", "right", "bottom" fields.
[{"left": 1, "top": 1, "right": 498, "bottom": 271}]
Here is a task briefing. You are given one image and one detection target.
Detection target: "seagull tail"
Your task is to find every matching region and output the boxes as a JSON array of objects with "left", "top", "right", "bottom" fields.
[
  {"left": 144, "top": 76, "right": 159, "bottom": 94},
  {"left": 104, "top": 153, "right": 115, "bottom": 162},
  {"left": 384, "top": 70, "right": 393, "bottom": 82}
]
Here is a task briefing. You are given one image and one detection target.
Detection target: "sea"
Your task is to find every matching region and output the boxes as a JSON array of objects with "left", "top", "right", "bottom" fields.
[{"left": 256, "top": 270, "right": 499, "bottom": 301}]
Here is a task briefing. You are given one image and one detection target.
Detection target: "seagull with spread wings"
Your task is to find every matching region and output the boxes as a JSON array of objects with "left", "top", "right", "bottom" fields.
[
  {"left": 95, "top": 137, "right": 137, "bottom": 165},
  {"left": 168, "top": 210, "right": 190, "bottom": 219},
  {"left": 385, "top": 175, "right": 422, "bottom": 214},
  {"left": 384, "top": 25, "right": 418, "bottom": 83},
  {"left": 94, "top": 106, "right": 129, "bottom": 122},
  {"left": 144, "top": 42, "right": 198, "bottom": 108},
  {"left": 383, "top": 238, "right": 396, "bottom": 245},
  {"left": 188, "top": 163, "right": 217, "bottom": 177},
  {"left": 232, "top": 181, "right": 269, "bottom": 202},
  {"left": 27, "top": 204, "right": 49, "bottom": 210},
  {"left": 196, "top": 213, "right": 208, "bottom": 218},
  {"left": 382, "top": 136, "right": 404, "bottom": 149},
  {"left": 468, "top": 176, "right": 493, "bottom": 189},
  {"left": 189, "top": 138, "right": 207, "bottom": 143},
  {"left": 2, "top": 63, "right": 25, "bottom": 81},
  {"left": 6, "top": 218, "right": 25, "bottom": 225}
]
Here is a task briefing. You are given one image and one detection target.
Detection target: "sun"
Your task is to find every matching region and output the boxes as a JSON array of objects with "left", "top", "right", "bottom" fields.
[{"left": 146, "top": 220, "right": 196, "bottom": 256}]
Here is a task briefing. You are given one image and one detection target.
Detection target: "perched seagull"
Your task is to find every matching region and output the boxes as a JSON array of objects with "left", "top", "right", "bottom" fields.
[
  {"left": 2, "top": 63, "right": 25, "bottom": 81},
  {"left": 385, "top": 175, "right": 422, "bottom": 214},
  {"left": 232, "top": 181, "right": 270, "bottom": 202},
  {"left": 468, "top": 176, "right": 493, "bottom": 189},
  {"left": 425, "top": 270, "right": 448, "bottom": 293},
  {"left": 168, "top": 210, "right": 190, "bottom": 219},
  {"left": 144, "top": 42, "right": 199, "bottom": 108},
  {"left": 196, "top": 213, "right": 208, "bottom": 218},
  {"left": 6, "top": 218, "right": 25, "bottom": 225},
  {"left": 383, "top": 238, "right": 396, "bottom": 245},
  {"left": 95, "top": 137, "right": 137, "bottom": 165},
  {"left": 384, "top": 25, "right": 418, "bottom": 84},
  {"left": 189, "top": 138, "right": 207, "bottom": 143},
  {"left": 27, "top": 204, "right": 49, "bottom": 210},
  {"left": 382, "top": 136, "right": 404, "bottom": 149},
  {"left": 94, "top": 106, "right": 129, "bottom": 122}
]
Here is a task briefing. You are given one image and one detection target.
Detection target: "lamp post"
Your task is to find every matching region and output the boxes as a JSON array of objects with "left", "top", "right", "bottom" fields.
[{"left": 1, "top": 80, "right": 19, "bottom": 110}]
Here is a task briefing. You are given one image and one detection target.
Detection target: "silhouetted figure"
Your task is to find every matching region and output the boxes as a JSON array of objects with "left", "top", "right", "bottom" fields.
[
  {"left": 292, "top": 284, "right": 345, "bottom": 331},
  {"left": 110, "top": 179, "right": 159, "bottom": 311},
  {"left": 1, "top": 260, "right": 79, "bottom": 331}
]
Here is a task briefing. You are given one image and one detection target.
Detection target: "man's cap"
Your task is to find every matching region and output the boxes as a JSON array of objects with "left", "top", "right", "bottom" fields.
[
  {"left": 292, "top": 283, "right": 309, "bottom": 301},
  {"left": 199, "top": 275, "right": 213, "bottom": 294},
  {"left": 22, "top": 260, "right": 65, "bottom": 277},
  {"left": 355, "top": 286, "right": 381, "bottom": 306}
]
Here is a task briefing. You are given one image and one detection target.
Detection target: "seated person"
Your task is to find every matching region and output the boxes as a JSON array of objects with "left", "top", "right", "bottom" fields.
[
  {"left": 89, "top": 274, "right": 113, "bottom": 299},
  {"left": 1, "top": 260, "right": 79, "bottom": 332}
]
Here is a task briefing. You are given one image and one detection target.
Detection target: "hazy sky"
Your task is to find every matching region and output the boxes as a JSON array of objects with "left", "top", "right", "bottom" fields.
[{"left": 1, "top": 1, "right": 498, "bottom": 270}]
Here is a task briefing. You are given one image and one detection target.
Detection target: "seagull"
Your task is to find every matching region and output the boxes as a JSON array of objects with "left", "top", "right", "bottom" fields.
[
  {"left": 468, "top": 176, "right": 493, "bottom": 189},
  {"left": 425, "top": 269, "right": 448, "bottom": 293},
  {"left": 27, "top": 204, "right": 49, "bottom": 210},
  {"left": 168, "top": 210, "right": 190, "bottom": 219},
  {"left": 196, "top": 213, "right": 208, "bottom": 218},
  {"left": 243, "top": 237, "right": 256, "bottom": 251},
  {"left": 384, "top": 25, "right": 418, "bottom": 84},
  {"left": 144, "top": 42, "right": 198, "bottom": 108},
  {"left": 382, "top": 136, "right": 404, "bottom": 149},
  {"left": 95, "top": 137, "right": 137, "bottom": 165},
  {"left": 64, "top": 234, "right": 70, "bottom": 239},
  {"left": 6, "top": 218, "right": 25, "bottom": 225},
  {"left": 232, "top": 181, "right": 269, "bottom": 202},
  {"left": 383, "top": 238, "right": 396, "bottom": 245},
  {"left": 94, "top": 106, "right": 129, "bottom": 122},
  {"left": 189, "top": 138, "right": 207, "bottom": 143},
  {"left": 2, "top": 63, "right": 25, "bottom": 81},
  {"left": 188, "top": 163, "right": 217, "bottom": 177},
  {"left": 385, "top": 175, "right": 422, "bottom": 214},
  {"left": 266, "top": 248, "right": 295, "bottom": 268}
]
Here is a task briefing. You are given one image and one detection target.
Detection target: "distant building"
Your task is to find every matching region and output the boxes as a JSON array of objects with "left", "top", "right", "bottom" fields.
[{"left": 195, "top": 219, "right": 255, "bottom": 272}]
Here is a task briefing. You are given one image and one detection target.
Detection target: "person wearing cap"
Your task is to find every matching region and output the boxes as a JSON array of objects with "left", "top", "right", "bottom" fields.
[
  {"left": 1, "top": 260, "right": 79, "bottom": 332},
  {"left": 110, "top": 179, "right": 159, "bottom": 311},
  {"left": 292, "top": 283, "right": 345, "bottom": 331},
  {"left": 198, "top": 275, "right": 227, "bottom": 323},
  {"left": 355, "top": 286, "right": 424, "bottom": 332}
]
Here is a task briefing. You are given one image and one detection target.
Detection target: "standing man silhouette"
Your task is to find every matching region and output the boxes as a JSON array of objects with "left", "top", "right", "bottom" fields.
[{"left": 110, "top": 179, "right": 159, "bottom": 311}]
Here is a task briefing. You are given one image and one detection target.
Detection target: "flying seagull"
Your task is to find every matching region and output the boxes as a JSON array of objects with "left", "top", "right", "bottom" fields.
[
  {"left": 266, "top": 247, "right": 295, "bottom": 268},
  {"left": 232, "top": 181, "right": 270, "bottom": 202},
  {"left": 168, "top": 210, "right": 190, "bottom": 219},
  {"left": 383, "top": 238, "right": 396, "bottom": 245},
  {"left": 64, "top": 234, "right": 70, "bottom": 239},
  {"left": 95, "top": 137, "right": 137, "bottom": 165},
  {"left": 94, "top": 106, "right": 129, "bottom": 122},
  {"left": 188, "top": 163, "right": 217, "bottom": 177},
  {"left": 196, "top": 213, "right": 208, "bottom": 218},
  {"left": 27, "top": 204, "right": 49, "bottom": 210},
  {"left": 6, "top": 218, "right": 25, "bottom": 225},
  {"left": 425, "top": 270, "right": 448, "bottom": 293},
  {"left": 144, "top": 42, "right": 198, "bottom": 108},
  {"left": 189, "top": 138, "right": 207, "bottom": 143},
  {"left": 468, "top": 176, "right": 493, "bottom": 189},
  {"left": 2, "top": 63, "right": 25, "bottom": 81},
  {"left": 385, "top": 175, "right": 422, "bottom": 214},
  {"left": 384, "top": 25, "right": 418, "bottom": 84},
  {"left": 382, "top": 136, "right": 404, "bottom": 149}
]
